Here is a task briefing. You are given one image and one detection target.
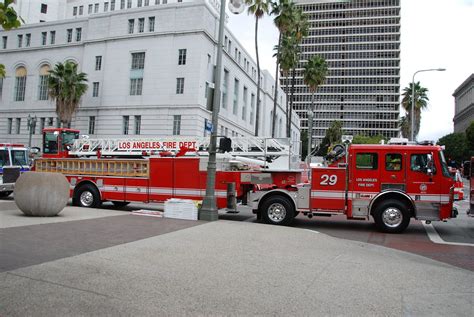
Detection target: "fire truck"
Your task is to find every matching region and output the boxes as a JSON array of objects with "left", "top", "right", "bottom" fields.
[
  {"left": 248, "top": 141, "right": 457, "bottom": 233},
  {"left": 0, "top": 143, "right": 30, "bottom": 197},
  {"left": 34, "top": 128, "right": 299, "bottom": 210},
  {"left": 34, "top": 128, "right": 456, "bottom": 233}
]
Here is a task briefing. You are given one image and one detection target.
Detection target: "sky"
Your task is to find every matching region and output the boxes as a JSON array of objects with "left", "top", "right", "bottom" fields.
[{"left": 226, "top": 0, "right": 474, "bottom": 142}]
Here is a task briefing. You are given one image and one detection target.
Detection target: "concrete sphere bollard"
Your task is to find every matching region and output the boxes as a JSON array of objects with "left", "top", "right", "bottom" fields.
[{"left": 14, "top": 172, "right": 70, "bottom": 217}]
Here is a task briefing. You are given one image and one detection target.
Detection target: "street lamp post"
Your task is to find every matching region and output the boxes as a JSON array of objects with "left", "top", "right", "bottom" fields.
[
  {"left": 27, "top": 115, "right": 37, "bottom": 148},
  {"left": 199, "top": 0, "right": 228, "bottom": 221},
  {"left": 410, "top": 68, "right": 445, "bottom": 142},
  {"left": 306, "top": 109, "right": 313, "bottom": 164}
]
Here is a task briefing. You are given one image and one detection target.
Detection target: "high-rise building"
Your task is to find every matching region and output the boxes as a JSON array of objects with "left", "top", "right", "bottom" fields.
[
  {"left": 453, "top": 74, "right": 474, "bottom": 133},
  {"left": 283, "top": 0, "right": 401, "bottom": 145}
]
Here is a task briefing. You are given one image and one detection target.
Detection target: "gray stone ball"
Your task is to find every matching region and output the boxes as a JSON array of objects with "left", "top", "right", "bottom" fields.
[{"left": 14, "top": 172, "right": 70, "bottom": 217}]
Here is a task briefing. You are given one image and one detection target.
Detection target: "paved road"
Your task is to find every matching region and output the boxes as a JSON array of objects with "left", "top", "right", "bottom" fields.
[{"left": 1, "top": 200, "right": 472, "bottom": 316}]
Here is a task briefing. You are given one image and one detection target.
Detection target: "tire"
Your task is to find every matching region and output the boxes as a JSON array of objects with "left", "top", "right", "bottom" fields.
[
  {"left": 0, "top": 191, "right": 12, "bottom": 198},
  {"left": 260, "top": 195, "right": 295, "bottom": 226},
  {"left": 112, "top": 201, "right": 130, "bottom": 208},
  {"left": 373, "top": 199, "right": 410, "bottom": 233},
  {"left": 74, "top": 184, "right": 102, "bottom": 208}
]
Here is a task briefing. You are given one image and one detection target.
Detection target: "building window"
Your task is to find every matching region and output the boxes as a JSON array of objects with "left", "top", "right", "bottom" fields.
[
  {"left": 94, "top": 3, "right": 99, "bottom": 13},
  {"left": 242, "top": 86, "right": 248, "bottom": 120},
  {"left": 127, "top": 0, "right": 132, "bottom": 8},
  {"left": 145, "top": 0, "right": 150, "bottom": 5},
  {"left": 128, "top": 19, "right": 134, "bottom": 34},
  {"left": 41, "top": 32, "right": 47, "bottom": 45},
  {"left": 134, "top": 115, "right": 141, "bottom": 135},
  {"left": 88, "top": 116, "right": 95, "bottom": 134},
  {"left": 104, "top": 2, "right": 109, "bottom": 12},
  {"left": 176, "top": 78, "right": 184, "bottom": 94},
  {"left": 48, "top": 117, "right": 53, "bottom": 126},
  {"left": 79, "top": 5, "right": 84, "bottom": 15},
  {"left": 121, "top": 0, "right": 125, "bottom": 9},
  {"left": 73, "top": 6, "right": 77, "bottom": 16},
  {"left": 38, "top": 65, "right": 50, "bottom": 101},
  {"left": 17, "top": 34, "right": 22, "bottom": 48},
  {"left": 50, "top": 31, "right": 55, "bottom": 44},
  {"left": 173, "top": 115, "right": 181, "bottom": 135},
  {"left": 138, "top": 18, "right": 145, "bottom": 33},
  {"left": 67, "top": 29, "right": 73, "bottom": 42},
  {"left": 88, "top": 4, "right": 93, "bottom": 13},
  {"left": 233, "top": 78, "right": 239, "bottom": 115},
  {"left": 163, "top": 0, "right": 167, "bottom": 4},
  {"left": 40, "top": 117, "right": 45, "bottom": 132},
  {"left": 0, "top": 78, "right": 3, "bottom": 99},
  {"left": 15, "top": 118, "right": 21, "bottom": 134},
  {"left": 250, "top": 93, "right": 255, "bottom": 124},
  {"left": 2, "top": 36, "right": 7, "bottom": 49},
  {"left": 222, "top": 69, "right": 229, "bottom": 109},
  {"left": 148, "top": 17, "right": 155, "bottom": 32},
  {"left": 155, "top": 0, "right": 160, "bottom": 4},
  {"left": 111, "top": 0, "right": 115, "bottom": 11},
  {"left": 92, "top": 82, "right": 100, "bottom": 97},
  {"left": 41, "top": 4, "right": 48, "bottom": 14},
  {"left": 130, "top": 52, "right": 145, "bottom": 95},
  {"left": 95, "top": 56, "right": 102, "bottom": 71},
  {"left": 14, "top": 67, "right": 27, "bottom": 101},
  {"left": 178, "top": 49, "right": 186, "bottom": 65},
  {"left": 123, "top": 116, "right": 129, "bottom": 135},
  {"left": 7, "top": 118, "right": 12, "bottom": 134},
  {"left": 138, "top": 0, "right": 143, "bottom": 7},
  {"left": 76, "top": 28, "right": 82, "bottom": 41}
]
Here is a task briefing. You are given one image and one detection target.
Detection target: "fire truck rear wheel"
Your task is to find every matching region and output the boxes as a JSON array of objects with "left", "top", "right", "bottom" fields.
[
  {"left": 0, "top": 191, "right": 12, "bottom": 198},
  {"left": 373, "top": 199, "right": 410, "bottom": 233},
  {"left": 261, "top": 195, "right": 295, "bottom": 226},
  {"left": 74, "top": 184, "right": 102, "bottom": 208}
]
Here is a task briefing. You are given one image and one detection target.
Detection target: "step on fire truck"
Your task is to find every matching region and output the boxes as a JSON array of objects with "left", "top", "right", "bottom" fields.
[
  {"left": 0, "top": 143, "right": 30, "bottom": 197},
  {"left": 34, "top": 128, "right": 457, "bottom": 233},
  {"left": 34, "top": 128, "right": 299, "bottom": 211}
]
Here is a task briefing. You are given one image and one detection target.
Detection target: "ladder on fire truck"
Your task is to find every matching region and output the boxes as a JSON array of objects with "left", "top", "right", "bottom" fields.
[{"left": 68, "top": 136, "right": 299, "bottom": 170}]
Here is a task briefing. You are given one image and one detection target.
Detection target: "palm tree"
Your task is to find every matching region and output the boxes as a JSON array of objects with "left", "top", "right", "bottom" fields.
[
  {"left": 303, "top": 55, "right": 328, "bottom": 156},
  {"left": 288, "top": 8, "right": 309, "bottom": 137},
  {"left": 399, "top": 115, "right": 410, "bottom": 139},
  {"left": 271, "top": 0, "right": 295, "bottom": 137},
  {"left": 245, "top": 0, "right": 271, "bottom": 136},
  {"left": 274, "top": 35, "right": 297, "bottom": 137},
  {"left": 48, "top": 61, "right": 88, "bottom": 128},
  {"left": 401, "top": 81, "right": 429, "bottom": 139}
]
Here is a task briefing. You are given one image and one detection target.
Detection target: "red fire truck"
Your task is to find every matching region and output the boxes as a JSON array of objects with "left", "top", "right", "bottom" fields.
[
  {"left": 248, "top": 143, "right": 457, "bottom": 233},
  {"left": 34, "top": 128, "right": 456, "bottom": 233},
  {"left": 34, "top": 128, "right": 297, "bottom": 210}
]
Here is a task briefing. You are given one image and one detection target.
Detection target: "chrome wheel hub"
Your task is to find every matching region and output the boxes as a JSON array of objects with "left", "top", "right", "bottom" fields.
[
  {"left": 268, "top": 203, "right": 286, "bottom": 223},
  {"left": 80, "top": 191, "right": 94, "bottom": 207},
  {"left": 382, "top": 207, "right": 402, "bottom": 228}
]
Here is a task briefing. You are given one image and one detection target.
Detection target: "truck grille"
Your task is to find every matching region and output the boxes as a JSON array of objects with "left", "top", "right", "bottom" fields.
[{"left": 3, "top": 167, "right": 21, "bottom": 183}]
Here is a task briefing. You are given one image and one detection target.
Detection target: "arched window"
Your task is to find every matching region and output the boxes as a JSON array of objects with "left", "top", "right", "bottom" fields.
[
  {"left": 14, "top": 66, "right": 27, "bottom": 101},
  {"left": 38, "top": 64, "right": 50, "bottom": 100}
]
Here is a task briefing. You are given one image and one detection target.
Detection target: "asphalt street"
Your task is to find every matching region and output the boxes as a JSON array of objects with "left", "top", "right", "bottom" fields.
[{"left": 0, "top": 199, "right": 472, "bottom": 316}]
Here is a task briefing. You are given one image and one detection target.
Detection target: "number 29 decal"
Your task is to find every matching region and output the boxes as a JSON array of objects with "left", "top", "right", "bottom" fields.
[{"left": 320, "top": 174, "right": 338, "bottom": 186}]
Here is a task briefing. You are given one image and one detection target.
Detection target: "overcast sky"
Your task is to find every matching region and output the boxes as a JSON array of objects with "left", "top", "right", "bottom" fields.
[{"left": 226, "top": 0, "right": 474, "bottom": 141}]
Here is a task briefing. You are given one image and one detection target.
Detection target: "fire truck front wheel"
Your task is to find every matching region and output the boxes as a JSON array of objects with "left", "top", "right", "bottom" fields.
[
  {"left": 74, "top": 184, "right": 102, "bottom": 208},
  {"left": 0, "top": 191, "right": 13, "bottom": 198},
  {"left": 260, "top": 195, "right": 295, "bottom": 226},
  {"left": 373, "top": 199, "right": 410, "bottom": 233}
]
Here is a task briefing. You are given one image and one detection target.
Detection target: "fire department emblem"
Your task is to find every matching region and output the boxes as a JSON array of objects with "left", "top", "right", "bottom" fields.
[{"left": 420, "top": 184, "right": 427, "bottom": 191}]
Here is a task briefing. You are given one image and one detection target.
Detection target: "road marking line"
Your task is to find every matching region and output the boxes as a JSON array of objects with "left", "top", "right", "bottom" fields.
[
  {"left": 304, "top": 229, "right": 320, "bottom": 234},
  {"left": 422, "top": 221, "right": 474, "bottom": 247}
]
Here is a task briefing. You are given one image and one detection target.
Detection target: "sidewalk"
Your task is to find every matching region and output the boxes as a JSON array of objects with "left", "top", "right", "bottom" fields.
[{"left": 0, "top": 202, "right": 472, "bottom": 316}]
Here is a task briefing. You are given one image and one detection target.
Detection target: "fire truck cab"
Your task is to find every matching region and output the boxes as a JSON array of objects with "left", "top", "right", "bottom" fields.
[
  {"left": 0, "top": 143, "right": 30, "bottom": 197},
  {"left": 250, "top": 143, "right": 457, "bottom": 233}
]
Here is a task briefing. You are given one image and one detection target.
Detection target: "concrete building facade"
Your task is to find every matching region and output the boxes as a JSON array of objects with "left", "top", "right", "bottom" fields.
[
  {"left": 283, "top": 0, "right": 401, "bottom": 145},
  {"left": 453, "top": 74, "right": 474, "bottom": 133},
  {"left": 1, "top": 0, "right": 300, "bottom": 150}
]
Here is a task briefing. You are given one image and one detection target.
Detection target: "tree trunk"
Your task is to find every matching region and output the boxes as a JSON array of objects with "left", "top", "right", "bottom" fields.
[
  {"left": 272, "top": 33, "right": 282, "bottom": 138},
  {"left": 254, "top": 18, "right": 261, "bottom": 137},
  {"left": 288, "top": 66, "right": 296, "bottom": 138}
]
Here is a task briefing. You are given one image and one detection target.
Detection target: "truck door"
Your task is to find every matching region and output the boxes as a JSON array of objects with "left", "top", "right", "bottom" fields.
[
  {"left": 405, "top": 151, "right": 441, "bottom": 221},
  {"left": 380, "top": 152, "right": 405, "bottom": 191},
  {"left": 311, "top": 167, "right": 346, "bottom": 212}
]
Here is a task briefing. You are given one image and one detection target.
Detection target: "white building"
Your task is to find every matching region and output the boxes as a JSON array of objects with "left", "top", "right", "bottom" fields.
[{"left": 1, "top": 0, "right": 300, "bottom": 151}]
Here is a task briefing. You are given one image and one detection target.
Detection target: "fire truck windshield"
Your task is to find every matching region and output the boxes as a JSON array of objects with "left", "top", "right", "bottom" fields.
[
  {"left": 11, "top": 150, "right": 28, "bottom": 166},
  {"left": 62, "top": 131, "right": 79, "bottom": 149},
  {"left": 439, "top": 151, "right": 451, "bottom": 178},
  {"left": 0, "top": 150, "right": 10, "bottom": 167}
]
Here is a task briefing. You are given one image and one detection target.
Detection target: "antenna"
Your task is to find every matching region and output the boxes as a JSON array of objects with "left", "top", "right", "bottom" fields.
[{"left": 228, "top": 0, "right": 245, "bottom": 14}]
